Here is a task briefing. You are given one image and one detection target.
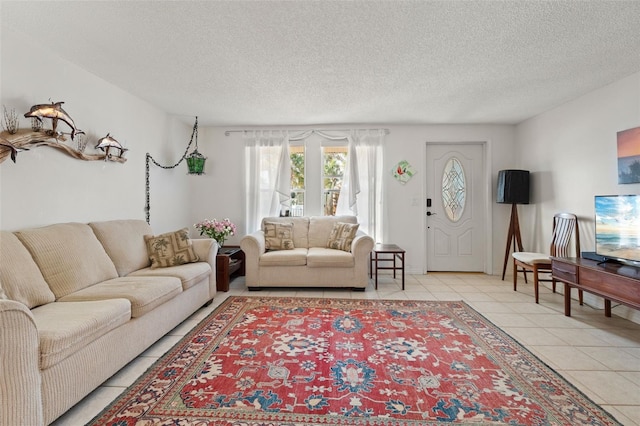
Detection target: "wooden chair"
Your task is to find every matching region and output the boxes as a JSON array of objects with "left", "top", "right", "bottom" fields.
[{"left": 512, "top": 213, "right": 583, "bottom": 304}]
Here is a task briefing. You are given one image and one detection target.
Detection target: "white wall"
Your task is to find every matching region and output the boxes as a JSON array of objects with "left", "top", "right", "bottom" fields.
[
  {"left": 516, "top": 71, "right": 640, "bottom": 321},
  {"left": 2, "top": 29, "right": 518, "bottom": 276},
  {"left": 189, "top": 124, "right": 517, "bottom": 276},
  {"left": 1, "top": 30, "right": 192, "bottom": 234}
]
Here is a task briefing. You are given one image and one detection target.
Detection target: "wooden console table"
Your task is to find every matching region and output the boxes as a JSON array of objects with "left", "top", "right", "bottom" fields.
[
  {"left": 551, "top": 256, "right": 640, "bottom": 317},
  {"left": 216, "top": 246, "right": 245, "bottom": 292}
]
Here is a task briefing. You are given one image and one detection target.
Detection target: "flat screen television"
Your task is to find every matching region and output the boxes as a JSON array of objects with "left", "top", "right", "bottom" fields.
[{"left": 595, "top": 194, "right": 640, "bottom": 265}]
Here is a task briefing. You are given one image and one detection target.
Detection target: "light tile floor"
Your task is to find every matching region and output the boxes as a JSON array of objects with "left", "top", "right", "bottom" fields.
[{"left": 52, "top": 273, "right": 640, "bottom": 425}]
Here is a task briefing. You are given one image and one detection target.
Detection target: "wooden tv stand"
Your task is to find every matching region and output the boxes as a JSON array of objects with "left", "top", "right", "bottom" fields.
[{"left": 551, "top": 257, "right": 640, "bottom": 317}]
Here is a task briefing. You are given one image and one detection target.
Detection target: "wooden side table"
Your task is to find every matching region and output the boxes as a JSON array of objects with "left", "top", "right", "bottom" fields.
[
  {"left": 216, "top": 246, "right": 245, "bottom": 292},
  {"left": 370, "top": 243, "right": 405, "bottom": 290}
]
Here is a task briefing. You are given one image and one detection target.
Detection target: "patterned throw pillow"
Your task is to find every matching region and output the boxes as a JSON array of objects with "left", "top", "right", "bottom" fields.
[
  {"left": 326, "top": 222, "right": 359, "bottom": 252},
  {"left": 263, "top": 222, "right": 295, "bottom": 250},
  {"left": 144, "top": 228, "right": 199, "bottom": 269}
]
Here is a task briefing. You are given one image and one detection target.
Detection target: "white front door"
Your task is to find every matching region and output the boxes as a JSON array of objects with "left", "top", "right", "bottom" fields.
[{"left": 426, "top": 143, "right": 486, "bottom": 272}]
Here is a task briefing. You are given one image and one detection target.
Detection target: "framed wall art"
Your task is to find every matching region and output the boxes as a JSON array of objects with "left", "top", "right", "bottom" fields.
[
  {"left": 392, "top": 160, "right": 416, "bottom": 184},
  {"left": 617, "top": 126, "right": 640, "bottom": 184}
]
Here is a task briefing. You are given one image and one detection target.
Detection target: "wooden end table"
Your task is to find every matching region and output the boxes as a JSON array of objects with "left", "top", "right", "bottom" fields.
[
  {"left": 370, "top": 243, "right": 406, "bottom": 290},
  {"left": 216, "top": 246, "right": 245, "bottom": 292}
]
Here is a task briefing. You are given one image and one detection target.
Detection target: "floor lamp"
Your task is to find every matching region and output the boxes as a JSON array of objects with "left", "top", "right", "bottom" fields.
[{"left": 497, "top": 170, "right": 530, "bottom": 280}]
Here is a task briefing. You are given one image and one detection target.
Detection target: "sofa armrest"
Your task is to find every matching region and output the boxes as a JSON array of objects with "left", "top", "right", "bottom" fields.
[
  {"left": 351, "top": 231, "right": 375, "bottom": 256},
  {"left": 240, "top": 231, "right": 266, "bottom": 286},
  {"left": 192, "top": 238, "right": 219, "bottom": 299},
  {"left": 0, "top": 300, "right": 44, "bottom": 426},
  {"left": 351, "top": 231, "right": 375, "bottom": 280}
]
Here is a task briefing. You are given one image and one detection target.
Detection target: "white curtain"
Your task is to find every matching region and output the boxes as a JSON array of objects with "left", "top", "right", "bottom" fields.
[
  {"left": 336, "top": 134, "right": 360, "bottom": 215},
  {"left": 335, "top": 129, "right": 384, "bottom": 242},
  {"left": 244, "top": 128, "right": 385, "bottom": 242},
  {"left": 244, "top": 131, "right": 291, "bottom": 232}
]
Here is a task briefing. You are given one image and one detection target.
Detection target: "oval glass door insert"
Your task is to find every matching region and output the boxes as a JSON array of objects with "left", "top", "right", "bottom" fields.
[{"left": 441, "top": 157, "right": 466, "bottom": 222}]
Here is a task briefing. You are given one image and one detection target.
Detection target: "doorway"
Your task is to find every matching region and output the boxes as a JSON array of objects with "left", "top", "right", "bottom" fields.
[{"left": 425, "top": 142, "right": 489, "bottom": 272}]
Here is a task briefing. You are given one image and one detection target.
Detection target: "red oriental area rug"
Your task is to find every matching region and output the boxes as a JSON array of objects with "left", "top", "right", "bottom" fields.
[{"left": 89, "top": 296, "right": 620, "bottom": 425}]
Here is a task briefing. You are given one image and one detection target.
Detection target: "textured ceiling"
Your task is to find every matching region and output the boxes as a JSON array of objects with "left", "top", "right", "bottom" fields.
[{"left": 3, "top": 1, "right": 640, "bottom": 126}]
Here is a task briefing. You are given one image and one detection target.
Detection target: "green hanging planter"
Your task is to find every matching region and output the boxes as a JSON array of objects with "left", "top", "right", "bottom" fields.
[{"left": 186, "top": 149, "right": 206, "bottom": 175}]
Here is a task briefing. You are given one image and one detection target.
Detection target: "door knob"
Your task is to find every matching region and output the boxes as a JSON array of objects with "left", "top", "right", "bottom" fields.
[{"left": 427, "top": 211, "right": 437, "bottom": 216}]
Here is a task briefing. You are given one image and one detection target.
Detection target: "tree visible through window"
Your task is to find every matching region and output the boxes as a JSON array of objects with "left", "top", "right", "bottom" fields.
[
  {"left": 290, "top": 146, "right": 305, "bottom": 216},
  {"left": 322, "top": 146, "right": 346, "bottom": 216},
  {"left": 288, "top": 145, "right": 346, "bottom": 216}
]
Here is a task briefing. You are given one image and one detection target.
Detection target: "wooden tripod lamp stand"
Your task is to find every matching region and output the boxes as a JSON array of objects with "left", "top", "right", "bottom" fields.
[{"left": 497, "top": 170, "right": 530, "bottom": 280}]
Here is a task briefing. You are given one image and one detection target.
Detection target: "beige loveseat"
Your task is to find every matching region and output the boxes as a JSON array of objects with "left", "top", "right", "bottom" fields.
[
  {"left": 0, "top": 219, "right": 218, "bottom": 426},
  {"left": 240, "top": 215, "right": 374, "bottom": 290}
]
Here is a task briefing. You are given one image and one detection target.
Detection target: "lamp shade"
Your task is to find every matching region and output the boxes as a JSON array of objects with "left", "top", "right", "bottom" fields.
[{"left": 497, "top": 169, "right": 530, "bottom": 204}]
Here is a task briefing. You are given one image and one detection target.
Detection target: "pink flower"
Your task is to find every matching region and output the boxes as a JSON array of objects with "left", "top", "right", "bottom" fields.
[{"left": 194, "top": 218, "right": 236, "bottom": 246}]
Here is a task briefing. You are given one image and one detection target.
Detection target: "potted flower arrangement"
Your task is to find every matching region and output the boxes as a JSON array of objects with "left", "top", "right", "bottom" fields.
[{"left": 194, "top": 218, "right": 236, "bottom": 248}]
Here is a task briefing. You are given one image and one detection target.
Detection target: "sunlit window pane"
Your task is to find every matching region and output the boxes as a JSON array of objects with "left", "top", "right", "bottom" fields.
[
  {"left": 322, "top": 146, "right": 346, "bottom": 216},
  {"left": 290, "top": 145, "right": 305, "bottom": 216}
]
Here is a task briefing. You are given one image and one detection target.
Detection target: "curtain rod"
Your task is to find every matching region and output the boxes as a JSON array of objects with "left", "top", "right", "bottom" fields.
[{"left": 224, "top": 128, "right": 389, "bottom": 136}]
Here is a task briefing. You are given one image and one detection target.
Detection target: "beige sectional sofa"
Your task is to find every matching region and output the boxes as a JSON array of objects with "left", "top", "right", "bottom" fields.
[
  {"left": 240, "top": 215, "right": 374, "bottom": 290},
  {"left": 0, "top": 219, "right": 218, "bottom": 426}
]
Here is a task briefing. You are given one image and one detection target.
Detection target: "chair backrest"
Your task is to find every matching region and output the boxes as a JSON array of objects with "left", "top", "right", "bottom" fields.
[{"left": 549, "top": 213, "right": 580, "bottom": 257}]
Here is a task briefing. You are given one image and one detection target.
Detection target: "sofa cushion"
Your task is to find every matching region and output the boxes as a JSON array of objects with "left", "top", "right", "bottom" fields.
[
  {"left": 259, "top": 248, "right": 308, "bottom": 266},
  {"left": 32, "top": 299, "right": 131, "bottom": 369},
  {"left": 144, "top": 228, "right": 199, "bottom": 269},
  {"left": 0, "top": 231, "right": 55, "bottom": 308},
  {"left": 89, "top": 220, "right": 153, "bottom": 276},
  {"left": 326, "top": 222, "right": 360, "bottom": 252},
  {"left": 263, "top": 221, "right": 295, "bottom": 250},
  {"left": 307, "top": 247, "right": 356, "bottom": 267},
  {"left": 308, "top": 215, "right": 357, "bottom": 248},
  {"left": 15, "top": 223, "right": 119, "bottom": 299},
  {"left": 58, "top": 276, "right": 182, "bottom": 318},
  {"left": 261, "top": 217, "right": 310, "bottom": 249},
  {"left": 129, "top": 262, "right": 211, "bottom": 291}
]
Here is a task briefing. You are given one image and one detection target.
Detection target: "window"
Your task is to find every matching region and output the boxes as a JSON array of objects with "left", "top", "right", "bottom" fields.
[
  {"left": 322, "top": 146, "right": 347, "bottom": 216},
  {"left": 290, "top": 145, "right": 305, "bottom": 217},
  {"left": 288, "top": 140, "right": 347, "bottom": 217},
  {"left": 245, "top": 129, "right": 384, "bottom": 239},
  {"left": 441, "top": 157, "right": 466, "bottom": 222}
]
